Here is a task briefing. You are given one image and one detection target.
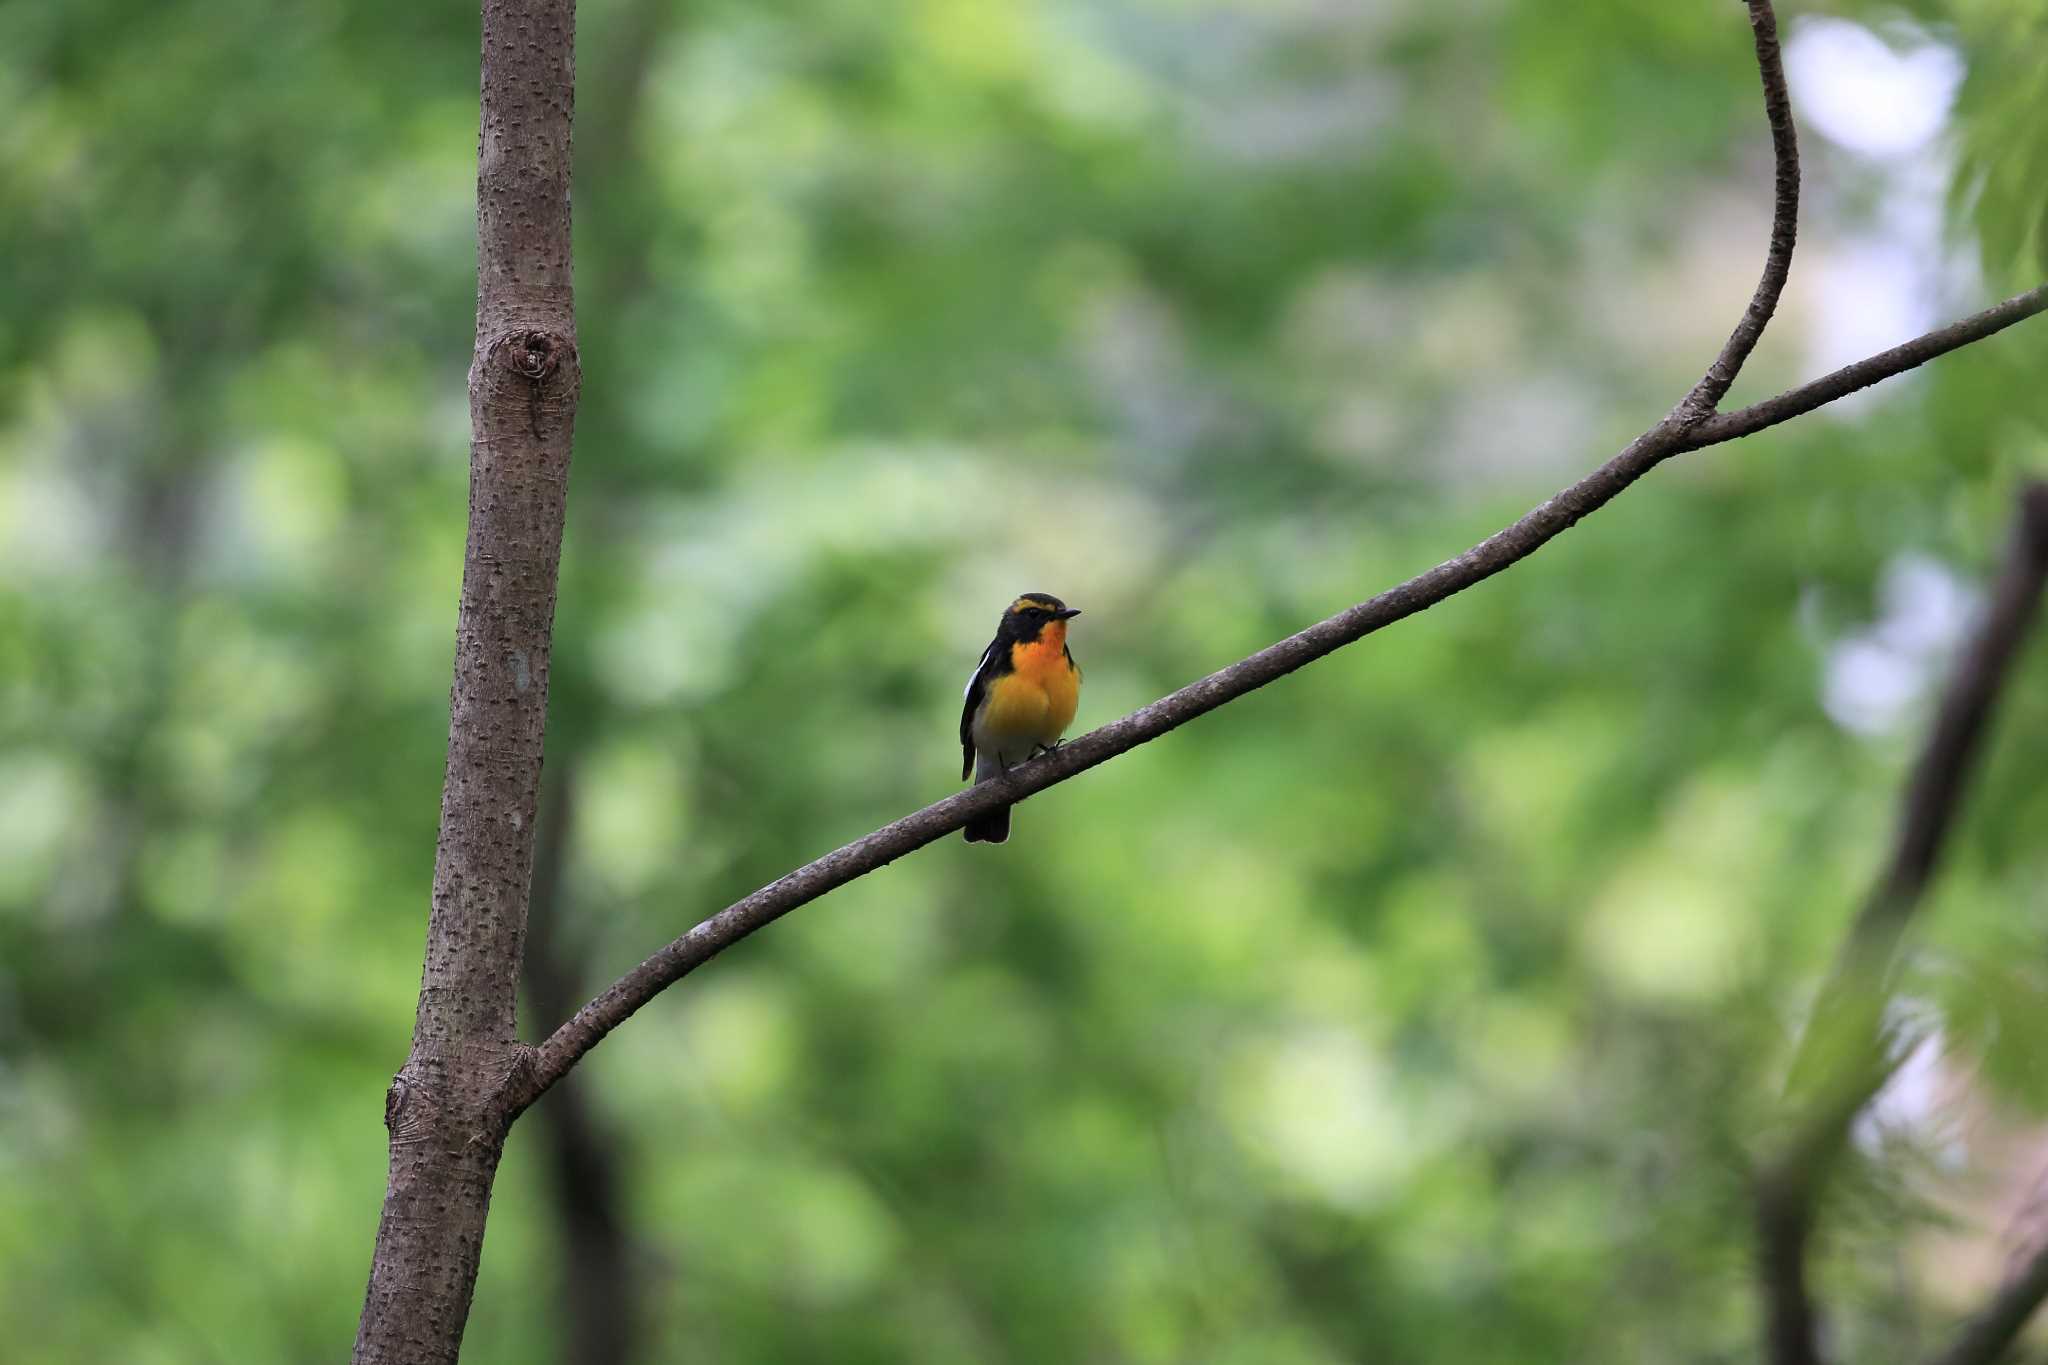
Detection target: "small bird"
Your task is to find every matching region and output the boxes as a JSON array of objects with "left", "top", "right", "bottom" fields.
[{"left": 960, "top": 593, "right": 1083, "bottom": 843}]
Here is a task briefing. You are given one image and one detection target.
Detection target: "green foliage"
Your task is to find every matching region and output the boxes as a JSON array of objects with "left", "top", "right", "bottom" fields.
[
  {"left": 1953, "top": 0, "right": 2048, "bottom": 281},
  {"left": 4, "top": 1, "right": 2048, "bottom": 1362}
]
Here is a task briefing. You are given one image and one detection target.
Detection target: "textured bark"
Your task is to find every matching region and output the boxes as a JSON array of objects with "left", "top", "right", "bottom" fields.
[
  {"left": 1672, "top": 0, "right": 1798, "bottom": 427},
  {"left": 333, "top": 0, "right": 2048, "bottom": 1354},
  {"left": 351, "top": 1, "right": 580, "bottom": 1361}
]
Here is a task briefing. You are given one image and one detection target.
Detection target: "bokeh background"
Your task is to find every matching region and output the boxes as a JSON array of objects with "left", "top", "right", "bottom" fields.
[{"left": 6, "top": 0, "right": 2048, "bottom": 1361}]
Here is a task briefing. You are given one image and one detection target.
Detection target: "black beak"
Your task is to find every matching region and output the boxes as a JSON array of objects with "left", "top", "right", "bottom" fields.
[{"left": 1053, "top": 608, "right": 1081, "bottom": 620}]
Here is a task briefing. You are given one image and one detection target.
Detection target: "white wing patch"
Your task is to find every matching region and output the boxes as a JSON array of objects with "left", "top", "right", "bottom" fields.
[{"left": 964, "top": 641, "right": 996, "bottom": 700}]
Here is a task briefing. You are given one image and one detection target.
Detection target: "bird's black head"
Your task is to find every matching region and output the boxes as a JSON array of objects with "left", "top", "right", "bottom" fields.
[{"left": 1001, "top": 593, "right": 1081, "bottom": 640}]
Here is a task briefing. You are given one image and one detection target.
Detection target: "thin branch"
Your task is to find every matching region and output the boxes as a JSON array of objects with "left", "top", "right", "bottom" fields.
[
  {"left": 1693, "top": 286, "right": 2048, "bottom": 448},
  {"left": 1755, "top": 1061, "right": 1897, "bottom": 1365},
  {"left": 1754, "top": 482, "right": 2048, "bottom": 1365},
  {"left": 494, "top": 0, "right": 2048, "bottom": 1115},
  {"left": 1675, "top": 0, "right": 1800, "bottom": 425},
  {"left": 1853, "top": 480, "right": 2048, "bottom": 949},
  {"left": 1756, "top": 1157, "right": 1826, "bottom": 1365},
  {"left": 500, "top": 292, "right": 2048, "bottom": 1116},
  {"left": 1925, "top": 1232, "right": 2048, "bottom": 1365}
]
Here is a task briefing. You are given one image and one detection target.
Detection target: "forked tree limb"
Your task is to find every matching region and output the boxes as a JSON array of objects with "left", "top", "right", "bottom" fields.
[
  {"left": 1755, "top": 482, "right": 2048, "bottom": 1365},
  {"left": 1675, "top": 0, "right": 1799, "bottom": 426},
  {"left": 507, "top": 282, "right": 2048, "bottom": 1116},
  {"left": 1694, "top": 287, "right": 2048, "bottom": 447},
  {"left": 500, "top": 0, "right": 2048, "bottom": 1117}
]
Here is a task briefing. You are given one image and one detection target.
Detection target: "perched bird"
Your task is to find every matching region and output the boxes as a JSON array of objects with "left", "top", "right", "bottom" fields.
[{"left": 960, "top": 593, "right": 1083, "bottom": 843}]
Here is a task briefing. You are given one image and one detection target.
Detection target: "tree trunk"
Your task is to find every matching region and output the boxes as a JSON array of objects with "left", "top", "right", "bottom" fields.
[{"left": 352, "top": 2, "right": 579, "bottom": 1360}]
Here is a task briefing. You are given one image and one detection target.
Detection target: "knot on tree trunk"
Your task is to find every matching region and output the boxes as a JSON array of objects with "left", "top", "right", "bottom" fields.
[
  {"left": 495, "top": 329, "right": 571, "bottom": 384},
  {"left": 480, "top": 328, "right": 579, "bottom": 441}
]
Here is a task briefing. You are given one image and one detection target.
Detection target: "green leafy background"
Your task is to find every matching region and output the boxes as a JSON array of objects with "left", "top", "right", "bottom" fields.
[{"left": 4, "top": 0, "right": 2048, "bottom": 1360}]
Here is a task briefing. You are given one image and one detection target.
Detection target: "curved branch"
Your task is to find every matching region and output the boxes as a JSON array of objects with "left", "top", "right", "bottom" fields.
[
  {"left": 496, "top": 0, "right": 2048, "bottom": 1117},
  {"left": 501, "top": 286, "right": 2048, "bottom": 1117},
  {"left": 1676, "top": 0, "right": 1801, "bottom": 425}
]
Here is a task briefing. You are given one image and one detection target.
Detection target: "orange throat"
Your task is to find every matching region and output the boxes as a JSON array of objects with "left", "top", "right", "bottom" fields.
[{"left": 1010, "top": 620, "right": 1068, "bottom": 675}]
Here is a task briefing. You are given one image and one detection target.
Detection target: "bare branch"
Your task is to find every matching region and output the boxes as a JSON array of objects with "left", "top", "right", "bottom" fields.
[
  {"left": 502, "top": 301, "right": 2048, "bottom": 1116},
  {"left": 1753, "top": 482, "right": 2048, "bottom": 1365},
  {"left": 1854, "top": 481, "right": 2048, "bottom": 949},
  {"left": 1675, "top": 0, "right": 1800, "bottom": 425},
  {"left": 493, "top": 0, "right": 2048, "bottom": 1117},
  {"left": 1694, "top": 287, "right": 2048, "bottom": 449},
  {"left": 1756, "top": 1155, "right": 1827, "bottom": 1365},
  {"left": 1925, "top": 1232, "right": 2048, "bottom": 1365}
]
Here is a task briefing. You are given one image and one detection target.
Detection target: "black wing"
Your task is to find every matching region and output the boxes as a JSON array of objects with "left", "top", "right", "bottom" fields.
[{"left": 960, "top": 638, "right": 1000, "bottom": 780}]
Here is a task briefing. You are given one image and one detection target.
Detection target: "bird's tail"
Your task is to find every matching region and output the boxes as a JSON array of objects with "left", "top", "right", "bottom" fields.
[{"left": 964, "top": 751, "right": 1012, "bottom": 844}]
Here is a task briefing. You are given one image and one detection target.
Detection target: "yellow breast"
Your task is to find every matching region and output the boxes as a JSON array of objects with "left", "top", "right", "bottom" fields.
[{"left": 982, "top": 627, "right": 1080, "bottom": 748}]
